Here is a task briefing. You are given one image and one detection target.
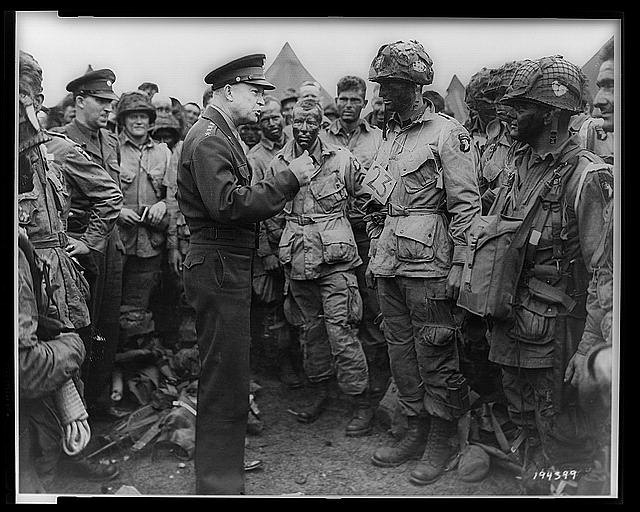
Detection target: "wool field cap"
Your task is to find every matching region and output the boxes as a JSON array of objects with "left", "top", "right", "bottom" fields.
[
  {"left": 205, "top": 54, "right": 275, "bottom": 91},
  {"left": 66, "top": 68, "right": 119, "bottom": 101}
]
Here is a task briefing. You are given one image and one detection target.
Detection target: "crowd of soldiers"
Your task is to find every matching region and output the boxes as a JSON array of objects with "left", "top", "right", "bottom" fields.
[{"left": 17, "top": 36, "right": 615, "bottom": 496}]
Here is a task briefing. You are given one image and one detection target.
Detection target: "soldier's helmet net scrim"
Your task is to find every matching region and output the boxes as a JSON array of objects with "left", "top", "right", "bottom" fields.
[
  {"left": 116, "top": 90, "right": 157, "bottom": 123},
  {"left": 369, "top": 40, "right": 434, "bottom": 85},
  {"left": 483, "top": 61, "right": 523, "bottom": 103},
  {"left": 465, "top": 67, "right": 494, "bottom": 110},
  {"left": 19, "top": 51, "right": 43, "bottom": 98},
  {"left": 501, "top": 55, "right": 587, "bottom": 113},
  {"left": 151, "top": 112, "right": 181, "bottom": 135}
]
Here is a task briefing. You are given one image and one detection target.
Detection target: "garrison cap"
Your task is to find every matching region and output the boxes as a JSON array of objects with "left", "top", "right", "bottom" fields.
[
  {"left": 66, "top": 68, "right": 119, "bottom": 101},
  {"left": 204, "top": 53, "right": 275, "bottom": 91}
]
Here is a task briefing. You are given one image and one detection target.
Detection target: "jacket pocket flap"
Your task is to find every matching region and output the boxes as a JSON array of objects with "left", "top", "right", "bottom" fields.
[
  {"left": 319, "top": 228, "right": 355, "bottom": 247},
  {"left": 183, "top": 253, "right": 205, "bottom": 269},
  {"left": 395, "top": 219, "right": 436, "bottom": 247},
  {"left": 400, "top": 144, "right": 437, "bottom": 175}
]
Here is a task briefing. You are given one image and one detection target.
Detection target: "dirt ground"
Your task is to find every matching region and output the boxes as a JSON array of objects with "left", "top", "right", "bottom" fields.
[{"left": 46, "top": 371, "right": 524, "bottom": 499}]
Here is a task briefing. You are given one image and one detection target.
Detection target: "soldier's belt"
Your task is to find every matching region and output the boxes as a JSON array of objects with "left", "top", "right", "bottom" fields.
[
  {"left": 190, "top": 226, "right": 256, "bottom": 248},
  {"left": 285, "top": 212, "right": 344, "bottom": 225},
  {"left": 386, "top": 203, "right": 445, "bottom": 217},
  {"left": 30, "top": 231, "right": 69, "bottom": 249}
]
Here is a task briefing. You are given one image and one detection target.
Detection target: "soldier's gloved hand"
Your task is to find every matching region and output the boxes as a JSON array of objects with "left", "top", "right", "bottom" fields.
[
  {"left": 119, "top": 207, "right": 142, "bottom": 226},
  {"left": 288, "top": 149, "right": 315, "bottom": 186},
  {"left": 446, "top": 264, "right": 463, "bottom": 301},
  {"left": 262, "top": 254, "right": 280, "bottom": 272},
  {"left": 147, "top": 201, "right": 168, "bottom": 226},
  {"left": 65, "top": 237, "right": 90, "bottom": 257}
]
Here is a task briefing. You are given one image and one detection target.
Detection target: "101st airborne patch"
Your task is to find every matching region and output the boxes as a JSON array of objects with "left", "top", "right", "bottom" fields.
[{"left": 458, "top": 134, "right": 471, "bottom": 153}]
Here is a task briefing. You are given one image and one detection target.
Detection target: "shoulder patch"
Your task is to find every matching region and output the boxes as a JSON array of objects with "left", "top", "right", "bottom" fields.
[
  {"left": 204, "top": 121, "right": 215, "bottom": 137},
  {"left": 458, "top": 133, "right": 472, "bottom": 153}
]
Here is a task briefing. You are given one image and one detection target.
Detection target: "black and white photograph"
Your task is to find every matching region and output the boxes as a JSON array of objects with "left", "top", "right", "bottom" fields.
[{"left": 10, "top": 12, "right": 622, "bottom": 501}]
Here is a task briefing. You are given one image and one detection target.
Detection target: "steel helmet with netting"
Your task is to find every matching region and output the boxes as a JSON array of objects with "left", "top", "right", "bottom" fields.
[
  {"left": 116, "top": 90, "right": 157, "bottom": 123},
  {"left": 501, "top": 55, "right": 587, "bottom": 113},
  {"left": 369, "top": 40, "right": 434, "bottom": 85}
]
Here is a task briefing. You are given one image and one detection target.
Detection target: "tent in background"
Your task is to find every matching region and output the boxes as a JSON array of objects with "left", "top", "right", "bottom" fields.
[
  {"left": 266, "top": 42, "right": 334, "bottom": 107},
  {"left": 581, "top": 36, "right": 614, "bottom": 107},
  {"left": 444, "top": 74, "right": 469, "bottom": 125}
]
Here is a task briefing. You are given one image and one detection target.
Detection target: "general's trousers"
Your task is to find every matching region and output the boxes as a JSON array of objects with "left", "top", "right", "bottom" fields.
[{"left": 183, "top": 241, "right": 253, "bottom": 495}]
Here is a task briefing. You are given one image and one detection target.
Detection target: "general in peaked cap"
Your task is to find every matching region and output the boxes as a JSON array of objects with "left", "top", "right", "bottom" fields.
[
  {"left": 204, "top": 53, "right": 275, "bottom": 91},
  {"left": 66, "top": 69, "right": 119, "bottom": 101}
]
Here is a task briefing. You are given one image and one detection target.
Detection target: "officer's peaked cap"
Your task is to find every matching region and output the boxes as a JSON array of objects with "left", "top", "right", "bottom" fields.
[
  {"left": 205, "top": 54, "right": 275, "bottom": 91},
  {"left": 66, "top": 68, "right": 119, "bottom": 101}
]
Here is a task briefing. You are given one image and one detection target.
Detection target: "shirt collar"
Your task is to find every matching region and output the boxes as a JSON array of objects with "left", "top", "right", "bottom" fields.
[
  {"left": 210, "top": 104, "right": 241, "bottom": 142},
  {"left": 513, "top": 134, "right": 581, "bottom": 166},
  {"left": 327, "top": 117, "right": 372, "bottom": 136},
  {"left": 260, "top": 132, "right": 288, "bottom": 151},
  {"left": 388, "top": 103, "right": 430, "bottom": 131},
  {"left": 119, "top": 130, "right": 154, "bottom": 149},
  {"left": 73, "top": 118, "right": 100, "bottom": 140},
  {"left": 530, "top": 134, "right": 579, "bottom": 164},
  {"left": 279, "top": 137, "right": 334, "bottom": 164}
]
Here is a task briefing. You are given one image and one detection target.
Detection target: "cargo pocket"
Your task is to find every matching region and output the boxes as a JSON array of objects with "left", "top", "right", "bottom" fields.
[
  {"left": 278, "top": 231, "right": 295, "bottom": 265},
  {"left": 419, "top": 324, "right": 456, "bottom": 347},
  {"left": 344, "top": 272, "right": 363, "bottom": 326},
  {"left": 395, "top": 217, "right": 436, "bottom": 263},
  {"left": 319, "top": 228, "right": 357, "bottom": 264},
  {"left": 310, "top": 171, "right": 347, "bottom": 213},
  {"left": 508, "top": 290, "right": 558, "bottom": 344},
  {"left": 18, "top": 191, "right": 39, "bottom": 227}
]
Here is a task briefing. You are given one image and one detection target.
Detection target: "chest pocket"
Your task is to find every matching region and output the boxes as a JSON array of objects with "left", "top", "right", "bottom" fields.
[
  {"left": 120, "top": 167, "right": 136, "bottom": 190},
  {"left": 399, "top": 144, "right": 440, "bottom": 194},
  {"left": 310, "top": 170, "right": 347, "bottom": 213}
]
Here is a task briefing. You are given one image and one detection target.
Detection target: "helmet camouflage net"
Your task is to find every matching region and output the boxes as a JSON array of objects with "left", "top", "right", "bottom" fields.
[
  {"left": 501, "top": 55, "right": 588, "bottom": 113},
  {"left": 116, "top": 90, "right": 157, "bottom": 123},
  {"left": 19, "top": 50, "right": 43, "bottom": 97},
  {"left": 369, "top": 40, "right": 434, "bottom": 85},
  {"left": 151, "top": 112, "right": 181, "bottom": 136},
  {"left": 484, "top": 60, "right": 523, "bottom": 102},
  {"left": 465, "top": 67, "right": 494, "bottom": 109}
]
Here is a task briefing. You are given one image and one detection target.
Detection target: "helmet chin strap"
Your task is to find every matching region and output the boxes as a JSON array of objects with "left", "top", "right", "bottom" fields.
[
  {"left": 19, "top": 94, "right": 41, "bottom": 131},
  {"left": 549, "top": 110, "right": 559, "bottom": 145}
]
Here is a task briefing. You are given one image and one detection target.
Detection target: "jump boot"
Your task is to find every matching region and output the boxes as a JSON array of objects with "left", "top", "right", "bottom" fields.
[
  {"left": 409, "top": 416, "right": 456, "bottom": 485},
  {"left": 371, "top": 415, "right": 429, "bottom": 467},
  {"left": 295, "top": 380, "right": 330, "bottom": 423},
  {"left": 345, "top": 390, "right": 375, "bottom": 437},
  {"left": 277, "top": 347, "right": 303, "bottom": 389}
]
